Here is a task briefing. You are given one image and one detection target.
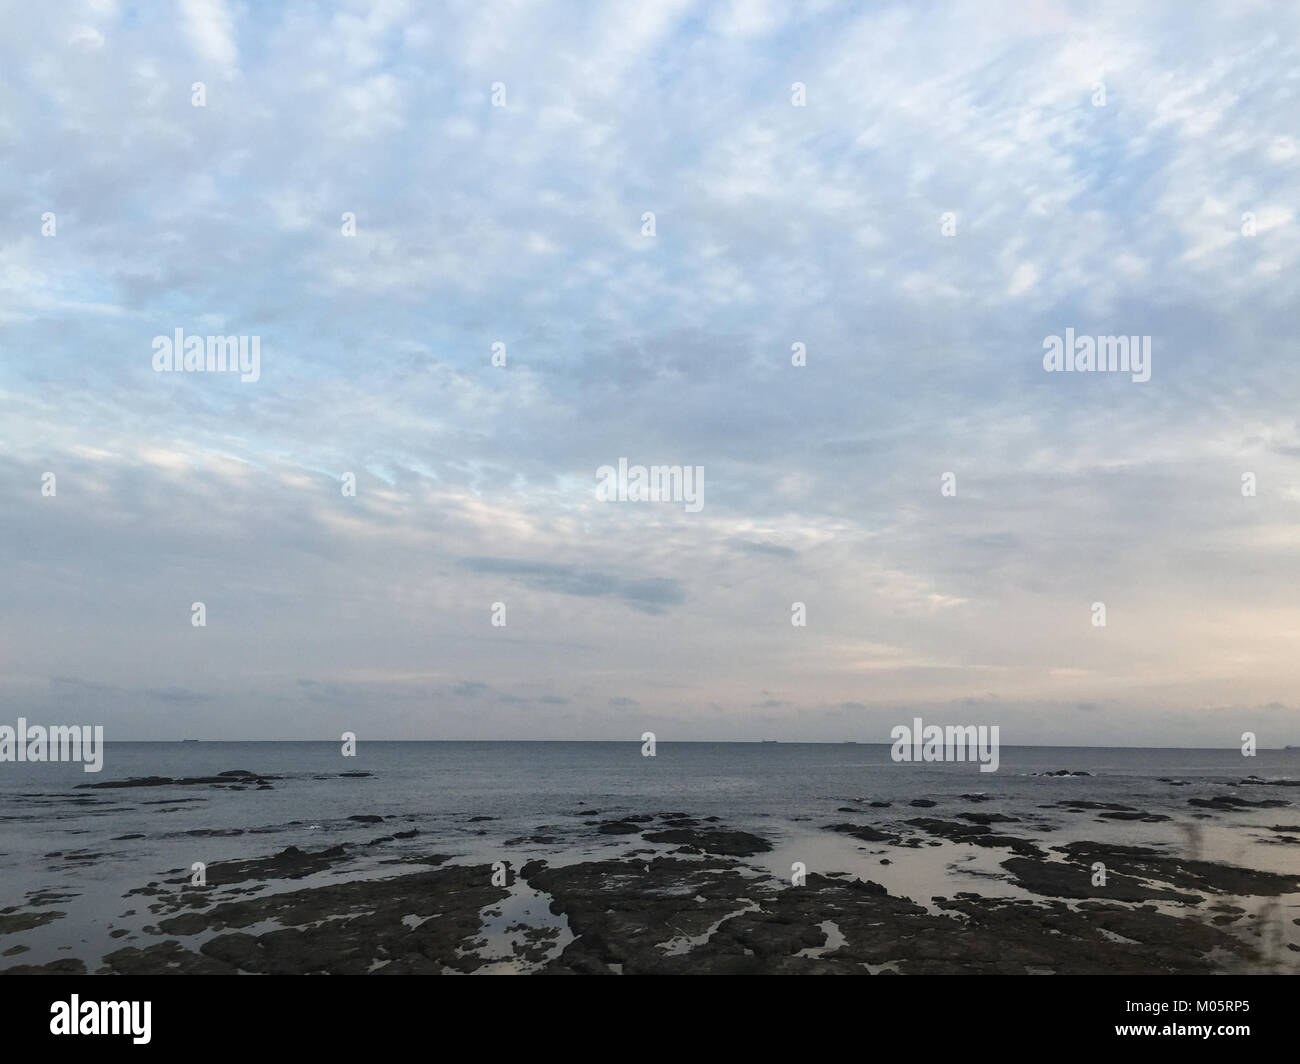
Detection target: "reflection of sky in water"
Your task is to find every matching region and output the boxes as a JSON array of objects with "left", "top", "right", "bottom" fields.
[{"left": 2, "top": 742, "right": 1299, "bottom": 969}]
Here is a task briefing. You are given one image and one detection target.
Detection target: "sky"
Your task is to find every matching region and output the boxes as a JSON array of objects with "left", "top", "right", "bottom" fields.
[{"left": 1, "top": 0, "right": 1298, "bottom": 745}]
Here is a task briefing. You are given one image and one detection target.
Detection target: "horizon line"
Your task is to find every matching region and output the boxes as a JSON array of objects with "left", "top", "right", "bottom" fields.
[{"left": 86, "top": 738, "right": 1298, "bottom": 751}]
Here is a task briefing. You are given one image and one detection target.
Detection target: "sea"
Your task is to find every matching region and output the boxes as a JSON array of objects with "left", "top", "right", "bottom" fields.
[{"left": 3, "top": 742, "right": 1299, "bottom": 970}]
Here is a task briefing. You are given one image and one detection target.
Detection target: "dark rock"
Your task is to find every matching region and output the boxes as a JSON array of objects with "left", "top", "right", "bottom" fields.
[
  {"left": 0, "top": 910, "right": 64, "bottom": 934},
  {"left": 126, "top": 862, "right": 505, "bottom": 975},
  {"left": 906, "top": 819, "right": 1043, "bottom": 857},
  {"left": 1002, "top": 856, "right": 1199, "bottom": 903},
  {"left": 182, "top": 845, "right": 351, "bottom": 888},
  {"left": 957, "top": 812, "right": 1020, "bottom": 825},
  {"left": 597, "top": 821, "right": 643, "bottom": 835},
  {"left": 641, "top": 829, "right": 771, "bottom": 856},
  {"left": 1189, "top": 796, "right": 1289, "bottom": 810},
  {"left": 1098, "top": 811, "right": 1168, "bottom": 822},
  {"left": 1, "top": 958, "right": 87, "bottom": 975},
  {"left": 823, "top": 822, "right": 896, "bottom": 843},
  {"left": 1059, "top": 841, "right": 1300, "bottom": 897},
  {"left": 1238, "top": 777, "right": 1300, "bottom": 787}
]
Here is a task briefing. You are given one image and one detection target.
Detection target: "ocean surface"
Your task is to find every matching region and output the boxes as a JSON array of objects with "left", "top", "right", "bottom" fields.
[{"left": 3, "top": 742, "right": 1299, "bottom": 970}]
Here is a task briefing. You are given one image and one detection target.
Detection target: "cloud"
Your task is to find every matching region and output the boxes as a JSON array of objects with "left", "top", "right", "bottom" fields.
[
  {"left": 180, "top": 0, "right": 238, "bottom": 68},
  {"left": 459, "top": 558, "right": 686, "bottom": 614},
  {"left": 1, "top": 1, "right": 1298, "bottom": 742}
]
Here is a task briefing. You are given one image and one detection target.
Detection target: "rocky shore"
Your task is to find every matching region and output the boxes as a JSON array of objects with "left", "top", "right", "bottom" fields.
[{"left": 4, "top": 772, "right": 1300, "bottom": 975}]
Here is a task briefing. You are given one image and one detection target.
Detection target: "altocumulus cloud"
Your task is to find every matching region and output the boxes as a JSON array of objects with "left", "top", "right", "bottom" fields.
[{"left": 0, "top": 1, "right": 1297, "bottom": 742}]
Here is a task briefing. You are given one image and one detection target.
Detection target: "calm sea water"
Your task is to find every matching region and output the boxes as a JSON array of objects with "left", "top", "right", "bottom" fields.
[{"left": 3, "top": 743, "right": 1299, "bottom": 968}]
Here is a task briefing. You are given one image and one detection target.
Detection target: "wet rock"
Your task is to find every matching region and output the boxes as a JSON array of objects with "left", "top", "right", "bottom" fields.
[
  {"left": 906, "top": 819, "right": 1043, "bottom": 857},
  {"left": 174, "top": 845, "right": 351, "bottom": 890},
  {"left": 507, "top": 923, "right": 561, "bottom": 965},
  {"left": 0, "top": 910, "right": 64, "bottom": 934},
  {"left": 26, "top": 891, "right": 77, "bottom": 905},
  {"left": 1059, "top": 841, "right": 1300, "bottom": 897},
  {"left": 521, "top": 856, "right": 770, "bottom": 974},
  {"left": 129, "top": 862, "right": 507, "bottom": 975},
  {"left": 597, "top": 821, "right": 643, "bottom": 835},
  {"left": 1098, "top": 811, "right": 1171, "bottom": 822},
  {"left": 823, "top": 823, "right": 897, "bottom": 843},
  {"left": 640, "top": 828, "right": 771, "bottom": 856},
  {"left": 1190, "top": 795, "right": 1290, "bottom": 810},
  {"left": 1001, "top": 856, "right": 1199, "bottom": 903},
  {"left": 78, "top": 776, "right": 174, "bottom": 789},
  {"left": 523, "top": 856, "right": 1255, "bottom": 975},
  {"left": 958, "top": 812, "right": 1020, "bottom": 825},
  {"left": 1, "top": 958, "right": 87, "bottom": 975},
  {"left": 1238, "top": 777, "right": 1300, "bottom": 787},
  {"left": 78, "top": 769, "right": 279, "bottom": 790},
  {"left": 100, "top": 940, "right": 236, "bottom": 975}
]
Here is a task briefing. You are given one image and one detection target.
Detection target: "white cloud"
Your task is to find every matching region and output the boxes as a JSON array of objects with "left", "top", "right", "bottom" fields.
[{"left": 180, "top": 0, "right": 238, "bottom": 68}]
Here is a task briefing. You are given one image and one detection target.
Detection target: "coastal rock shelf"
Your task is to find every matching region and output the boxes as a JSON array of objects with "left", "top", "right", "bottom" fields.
[{"left": 4, "top": 798, "right": 1299, "bottom": 976}]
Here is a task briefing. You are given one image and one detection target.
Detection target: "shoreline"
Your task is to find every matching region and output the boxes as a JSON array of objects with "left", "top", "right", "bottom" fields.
[{"left": 3, "top": 768, "right": 1299, "bottom": 975}]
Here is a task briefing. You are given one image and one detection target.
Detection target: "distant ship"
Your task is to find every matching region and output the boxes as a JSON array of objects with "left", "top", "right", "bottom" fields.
[
  {"left": 761, "top": 739, "right": 779, "bottom": 744},
  {"left": 181, "top": 738, "right": 201, "bottom": 743}
]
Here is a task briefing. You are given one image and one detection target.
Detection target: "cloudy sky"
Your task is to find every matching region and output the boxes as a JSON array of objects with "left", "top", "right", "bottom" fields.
[{"left": 2, "top": 0, "right": 1298, "bottom": 745}]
